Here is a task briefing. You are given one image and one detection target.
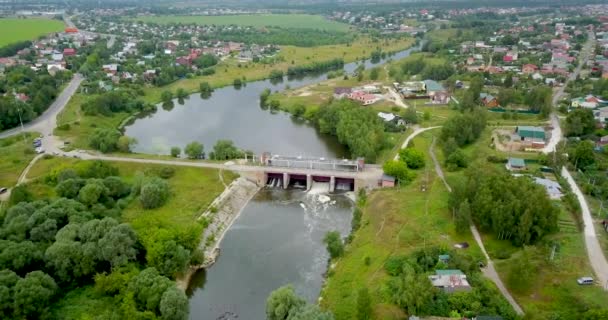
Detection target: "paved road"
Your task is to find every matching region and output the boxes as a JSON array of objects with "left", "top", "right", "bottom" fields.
[
  {"left": 0, "top": 74, "right": 83, "bottom": 139},
  {"left": 428, "top": 136, "right": 524, "bottom": 315},
  {"left": 543, "top": 31, "right": 594, "bottom": 154},
  {"left": 562, "top": 167, "right": 608, "bottom": 289}
]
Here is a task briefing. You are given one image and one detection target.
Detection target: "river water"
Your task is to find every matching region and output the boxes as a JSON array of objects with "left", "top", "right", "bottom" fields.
[
  {"left": 187, "top": 186, "right": 353, "bottom": 320},
  {"left": 124, "top": 44, "right": 420, "bottom": 158},
  {"left": 124, "top": 44, "right": 420, "bottom": 320}
]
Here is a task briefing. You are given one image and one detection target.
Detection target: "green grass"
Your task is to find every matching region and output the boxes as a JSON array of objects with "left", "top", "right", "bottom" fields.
[
  {"left": 0, "top": 18, "right": 64, "bottom": 47},
  {"left": 134, "top": 14, "right": 351, "bottom": 32},
  {"left": 491, "top": 205, "right": 608, "bottom": 318},
  {"left": 321, "top": 132, "right": 483, "bottom": 319},
  {"left": 55, "top": 93, "right": 130, "bottom": 149},
  {"left": 0, "top": 133, "right": 38, "bottom": 188}
]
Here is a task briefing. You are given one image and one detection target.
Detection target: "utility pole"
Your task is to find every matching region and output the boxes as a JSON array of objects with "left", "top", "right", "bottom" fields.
[{"left": 17, "top": 107, "right": 27, "bottom": 145}]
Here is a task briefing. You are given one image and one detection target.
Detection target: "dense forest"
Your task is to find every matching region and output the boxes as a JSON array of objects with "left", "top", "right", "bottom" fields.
[
  {"left": 449, "top": 166, "right": 559, "bottom": 246},
  {"left": 315, "top": 99, "right": 386, "bottom": 162},
  {"left": 0, "top": 161, "right": 190, "bottom": 319}
]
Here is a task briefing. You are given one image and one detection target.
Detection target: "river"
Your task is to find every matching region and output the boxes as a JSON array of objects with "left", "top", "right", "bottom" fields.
[
  {"left": 187, "top": 187, "right": 353, "bottom": 320},
  {"left": 125, "top": 43, "right": 420, "bottom": 320},
  {"left": 123, "top": 44, "right": 420, "bottom": 158}
]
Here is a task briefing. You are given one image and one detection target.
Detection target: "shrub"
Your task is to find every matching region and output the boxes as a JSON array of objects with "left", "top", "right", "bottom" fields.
[
  {"left": 323, "top": 231, "right": 344, "bottom": 259},
  {"left": 139, "top": 177, "right": 170, "bottom": 209}
]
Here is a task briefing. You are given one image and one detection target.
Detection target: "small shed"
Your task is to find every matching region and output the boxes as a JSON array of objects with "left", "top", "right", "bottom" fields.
[
  {"left": 438, "top": 254, "right": 450, "bottom": 264},
  {"left": 381, "top": 174, "right": 396, "bottom": 188},
  {"left": 507, "top": 157, "right": 526, "bottom": 171}
]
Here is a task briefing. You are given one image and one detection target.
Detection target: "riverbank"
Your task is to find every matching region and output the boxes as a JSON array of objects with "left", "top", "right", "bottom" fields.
[{"left": 176, "top": 175, "right": 261, "bottom": 290}]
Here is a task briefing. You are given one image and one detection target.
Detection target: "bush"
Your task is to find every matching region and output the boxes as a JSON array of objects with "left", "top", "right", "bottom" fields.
[
  {"left": 399, "top": 148, "right": 425, "bottom": 169},
  {"left": 139, "top": 177, "right": 170, "bottom": 209},
  {"left": 323, "top": 231, "right": 344, "bottom": 259},
  {"left": 158, "top": 167, "right": 175, "bottom": 179}
]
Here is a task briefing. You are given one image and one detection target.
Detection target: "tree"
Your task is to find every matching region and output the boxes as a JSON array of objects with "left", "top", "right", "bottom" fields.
[
  {"left": 288, "top": 305, "right": 335, "bottom": 320},
  {"left": 455, "top": 200, "right": 471, "bottom": 233},
  {"left": 170, "top": 147, "right": 181, "bottom": 158},
  {"left": 161, "top": 90, "right": 173, "bottom": 103},
  {"left": 159, "top": 285, "right": 189, "bottom": 320},
  {"left": 194, "top": 54, "right": 218, "bottom": 69},
  {"left": 184, "top": 141, "right": 204, "bottom": 159},
  {"left": 211, "top": 140, "right": 242, "bottom": 160},
  {"left": 148, "top": 240, "right": 190, "bottom": 277},
  {"left": 403, "top": 107, "right": 419, "bottom": 125},
  {"left": 399, "top": 148, "right": 425, "bottom": 169},
  {"left": 356, "top": 288, "right": 372, "bottom": 320},
  {"left": 0, "top": 269, "right": 19, "bottom": 318},
  {"left": 89, "top": 128, "right": 120, "bottom": 153},
  {"left": 139, "top": 177, "right": 170, "bottom": 209},
  {"left": 266, "top": 285, "right": 305, "bottom": 320},
  {"left": 175, "top": 88, "right": 188, "bottom": 100},
  {"left": 323, "top": 231, "right": 344, "bottom": 259},
  {"left": 383, "top": 160, "right": 413, "bottom": 184},
  {"left": 98, "top": 224, "right": 138, "bottom": 268},
  {"left": 369, "top": 67, "right": 380, "bottom": 80},
  {"left": 103, "top": 176, "right": 131, "bottom": 198},
  {"left": 388, "top": 263, "right": 434, "bottom": 315},
  {"left": 55, "top": 178, "right": 86, "bottom": 199},
  {"left": 199, "top": 82, "right": 213, "bottom": 98},
  {"left": 565, "top": 108, "right": 596, "bottom": 137},
  {"left": 78, "top": 180, "right": 109, "bottom": 206},
  {"left": 571, "top": 140, "right": 595, "bottom": 170},
  {"left": 129, "top": 268, "right": 173, "bottom": 313},
  {"left": 8, "top": 185, "right": 32, "bottom": 206},
  {"left": 446, "top": 149, "right": 467, "bottom": 171},
  {"left": 117, "top": 136, "right": 137, "bottom": 153},
  {"left": 13, "top": 271, "right": 57, "bottom": 319}
]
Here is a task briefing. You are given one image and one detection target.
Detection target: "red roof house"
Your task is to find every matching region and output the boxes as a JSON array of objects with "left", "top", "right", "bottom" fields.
[{"left": 63, "top": 48, "right": 76, "bottom": 56}]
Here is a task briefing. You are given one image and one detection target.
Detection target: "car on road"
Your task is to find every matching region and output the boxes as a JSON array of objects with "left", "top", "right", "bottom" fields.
[
  {"left": 577, "top": 277, "right": 594, "bottom": 285},
  {"left": 0, "top": 187, "right": 7, "bottom": 194}
]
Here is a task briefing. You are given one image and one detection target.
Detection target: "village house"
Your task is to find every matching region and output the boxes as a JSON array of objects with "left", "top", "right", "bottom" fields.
[
  {"left": 348, "top": 91, "right": 379, "bottom": 106},
  {"left": 102, "top": 64, "right": 118, "bottom": 75},
  {"left": 503, "top": 51, "right": 518, "bottom": 63},
  {"left": 428, "top": 270, "right": 472, "bottom": 293},
  {"left": 143, "top": 69, "right": 157, "bottom": 81},
  {"left": 571, "top": 95, "right": 606, "bottom": 109},
  {"left": 515, "top": 126, "right": 546, "bottom": 148},
  {"left": 522, "top": 64, "right": 539, "bottom": 74},
  {"left": 377, "top": 112, "right": 405, "bottom": 126},
  {"left": 333, "top": 87, "right": 352, "bottom": 99},
  {"left": 63, "top": 48, "right": 77, "bottom": 56},
  {"left": 480, "top": 93, "right": 499, "bottom": 107},
  {"left": 595, "top": 107, "right": 608, "bottom": 123}
]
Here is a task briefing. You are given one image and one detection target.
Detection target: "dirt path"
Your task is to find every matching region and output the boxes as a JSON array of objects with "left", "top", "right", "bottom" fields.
[
  {"left": 394, "top": 126, "right": 442, "bottom": 161},
  {"left": 428, "top": 135, "right": 525, "bottom": 316}
]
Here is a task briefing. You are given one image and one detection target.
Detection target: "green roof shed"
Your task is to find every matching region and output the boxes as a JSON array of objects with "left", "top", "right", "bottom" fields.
[{"left": 516, "top": 126, "right": 545, "bottom": 139}]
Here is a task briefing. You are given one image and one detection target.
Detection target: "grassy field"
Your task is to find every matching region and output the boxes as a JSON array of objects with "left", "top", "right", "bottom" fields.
[
  {"left": 135, "top": 14, "right": 351, "bottom": 31},
  {"left": 0, "top": 18, "right": 64, "bottom": 47},
  {"left": 321, "top": 132, "right": 483, "bottom": 319},
  {"left": 0, "top": 133, "right": 38, "bottom": 188},
  {"left": 440, "top": 126, "right": 608, "bottom": 318}
]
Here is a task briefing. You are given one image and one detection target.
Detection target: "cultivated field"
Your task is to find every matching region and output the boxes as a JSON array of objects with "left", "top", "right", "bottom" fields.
[
  {"left": 0, "top": 18, "right": 64, "bottom": 47},
  {"left": 135, "top": 14, "right": 351, "bottom": 31}
]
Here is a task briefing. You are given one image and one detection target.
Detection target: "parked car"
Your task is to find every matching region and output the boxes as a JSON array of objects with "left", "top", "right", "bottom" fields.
[
  {"left": 577, "top": 277, "right": 594, "bottom": 285},
  {"left": 35, "top": 147, "right": 45, "bottom": 154},
  {"left": 0, "top": 187, "right": 7, "bottom": 194}
]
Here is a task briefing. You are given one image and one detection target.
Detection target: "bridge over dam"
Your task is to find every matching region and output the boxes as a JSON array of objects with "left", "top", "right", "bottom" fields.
[{"left": 76, "top": 153, "right": 384, "bottom": 191}]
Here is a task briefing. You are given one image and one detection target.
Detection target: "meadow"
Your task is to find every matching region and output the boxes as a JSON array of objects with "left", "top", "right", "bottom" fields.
[
  {"left": 0, "top": 18, "right": 64, "bottom": 47},
  {"left": 0, "top": 133, "right": 38, "bottom": 188},
  {"left": 135, "top": 14, "right": 351, "bottom": 31}
]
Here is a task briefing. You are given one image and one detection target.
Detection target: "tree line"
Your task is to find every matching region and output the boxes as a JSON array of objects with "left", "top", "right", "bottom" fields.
[{"left": 286, "top": 58, "right": 344, "bottom": 77}]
